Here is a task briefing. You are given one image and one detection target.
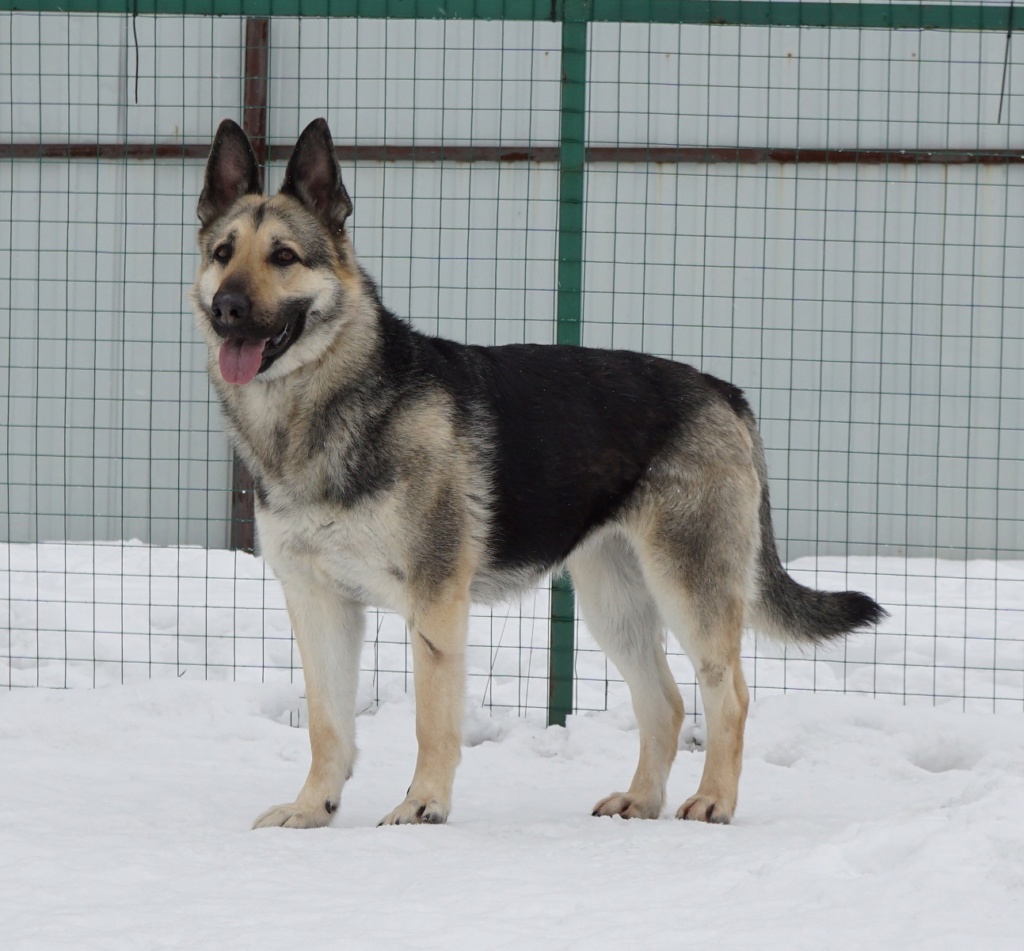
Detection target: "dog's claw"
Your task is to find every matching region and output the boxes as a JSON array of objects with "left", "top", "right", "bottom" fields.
[
  {"left": 592, "top": 792, "right": 662, "bottom": 820},
  {"left": 378, "top": 797, "right": 449, "bottom": 826},
  {"left": 677, "top": 794, "right": 734, "bottom": 824},
  {"left": 252, "top": 801, "right": 335, "bottom": 830}
]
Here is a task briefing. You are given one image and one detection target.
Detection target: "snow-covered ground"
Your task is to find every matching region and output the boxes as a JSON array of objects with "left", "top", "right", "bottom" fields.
[
  {"left": 1, "top": 543, "right": 1023, "bottom": 948},
  {"left": 1, "top": 683, "right": 1022, "bottom": 949}
]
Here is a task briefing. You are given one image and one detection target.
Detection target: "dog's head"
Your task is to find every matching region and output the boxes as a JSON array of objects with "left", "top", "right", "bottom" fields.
[{"left": 191, "top": 118, "right": 357, "bottom": 385}]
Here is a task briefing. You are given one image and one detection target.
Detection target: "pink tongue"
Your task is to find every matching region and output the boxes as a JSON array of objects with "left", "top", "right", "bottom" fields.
[{"left": 219, "top": 338, "right": 268, "bottom": 385}]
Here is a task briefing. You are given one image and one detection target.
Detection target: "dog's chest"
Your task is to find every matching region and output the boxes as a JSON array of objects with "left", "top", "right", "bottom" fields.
[{"left": 256, "top": 500, "right": 409, "bottom": 613}]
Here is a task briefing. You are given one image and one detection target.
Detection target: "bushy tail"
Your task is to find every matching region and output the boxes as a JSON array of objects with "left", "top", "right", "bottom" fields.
[
  {"left": 743, "top": 417, "right": 888, "bottom": 644},
  {"left": 753, "top": 560, "right": 887, "bottom": 644}
]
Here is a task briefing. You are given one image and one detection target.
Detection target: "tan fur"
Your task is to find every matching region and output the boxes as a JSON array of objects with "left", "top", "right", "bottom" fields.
[
  {"left": 570, "top": 532, "right": 685, "bottom": 820},
  {"left": 379, "top": 557, "right": 477, "bottom": 825}
]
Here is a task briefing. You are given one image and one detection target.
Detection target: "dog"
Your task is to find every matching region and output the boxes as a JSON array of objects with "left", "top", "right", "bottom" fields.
[{"left": 191, "top": 118, "right": 886, "bottom": 829}]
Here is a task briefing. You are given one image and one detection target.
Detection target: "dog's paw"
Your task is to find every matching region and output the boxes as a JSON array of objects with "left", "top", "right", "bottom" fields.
[
  {"left": 378, "top": 797, "right": 449, "bottom": 827},
  {"left": 676, "top": 794, "right": 734, "bottom": 824},
  {"left": 252, "top": 799, "right": 337, "bottom": 830},
  {"left": 592, "top": 792, "right": 662, "bottom": 819}
]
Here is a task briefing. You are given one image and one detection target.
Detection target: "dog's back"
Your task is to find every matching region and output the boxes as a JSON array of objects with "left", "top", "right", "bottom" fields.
[{"left": 423, "top": 338, "right": 727, "bottom": 571}]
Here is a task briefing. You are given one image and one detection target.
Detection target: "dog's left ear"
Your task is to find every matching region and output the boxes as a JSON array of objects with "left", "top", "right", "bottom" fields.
[{"left": 280, "top": 118, "right": 353, "bottom": 232}]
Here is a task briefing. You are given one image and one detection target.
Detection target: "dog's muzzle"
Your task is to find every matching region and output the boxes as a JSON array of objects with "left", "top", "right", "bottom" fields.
[{"left": 210, "top": 291, "right": 308, "bottom": 385}]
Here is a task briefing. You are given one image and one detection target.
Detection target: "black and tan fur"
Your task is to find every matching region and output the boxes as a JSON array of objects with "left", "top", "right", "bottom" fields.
[{"left": 191, "top": 118, "right": 886, "bottom": 829}]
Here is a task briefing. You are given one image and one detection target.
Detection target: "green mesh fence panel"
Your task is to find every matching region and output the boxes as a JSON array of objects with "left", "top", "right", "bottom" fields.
[{"left": 2, "top": 2, "right": 1022, "bottom": 718}]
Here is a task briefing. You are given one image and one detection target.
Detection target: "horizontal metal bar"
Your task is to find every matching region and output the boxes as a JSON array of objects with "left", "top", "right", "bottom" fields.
[
  {"left": 1, "top": 1, "right": 1023, "bottom": 31},
  {"left": 0, "top": 143, "right": 213, "bottom": 159},
  {"left": 586, "top": 146, "right": 1024, "bottom": 165},
  {"left": 4, "top": 141, "right": 1024, "bottom": 166},
  {"left": 0, "top": 142, "right": 562, "bottom": 161},
  {"left": 272, "top": 143, "right": 564, "bottom": 163},
  {"left": 0, "top": 1, "right": 552, "bottom": 18},
  {"left": 591, "top": 1, "right": 1024, "bottom": 31}
]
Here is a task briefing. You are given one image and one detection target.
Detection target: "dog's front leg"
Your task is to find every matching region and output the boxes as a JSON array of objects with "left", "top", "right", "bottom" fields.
[
  {"left": 379, "top": 583, "right": 470, "bottom": 825},
  {"left": 253, "top": 578, "right": 365, "bottom": 830}
]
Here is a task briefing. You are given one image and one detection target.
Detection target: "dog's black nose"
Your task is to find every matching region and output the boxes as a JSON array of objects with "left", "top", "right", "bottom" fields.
[{"left": 211, "top": 289, "right": 251, "bottom": 324}]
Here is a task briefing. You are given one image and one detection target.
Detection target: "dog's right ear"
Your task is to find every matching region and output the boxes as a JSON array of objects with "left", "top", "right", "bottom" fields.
[{"left": 197, "top": 119, "right": 262, "bottom": 229}]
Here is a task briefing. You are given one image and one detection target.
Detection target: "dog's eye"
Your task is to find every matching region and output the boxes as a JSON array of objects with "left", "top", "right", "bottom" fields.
[
  {"left": 272, "top": 248, "right": 298, "bottom": 266},
  {"left": 213, "top": 244, "right": 232, "bottom": 264}
]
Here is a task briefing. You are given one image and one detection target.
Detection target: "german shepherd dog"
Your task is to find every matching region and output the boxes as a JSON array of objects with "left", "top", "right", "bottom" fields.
[{"left": 191, "top": 118, "right": 885, "bottom": 829}]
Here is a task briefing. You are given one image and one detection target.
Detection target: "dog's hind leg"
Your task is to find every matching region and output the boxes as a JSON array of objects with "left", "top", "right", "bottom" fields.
[
  {"left": 635, "top": 487, "right": 755, "bottom": 824},
  {"left": 569, "top": 533, "right": 684, "bottom": 820},
  {"left": 253, "top": 578, "right": 365, "bottom": 830},
  {"left": 378, "top": 579, "right": 471, "bottom": 826},
  {"left": 658, "top": 586, "right": 749, "bottom": 824}
]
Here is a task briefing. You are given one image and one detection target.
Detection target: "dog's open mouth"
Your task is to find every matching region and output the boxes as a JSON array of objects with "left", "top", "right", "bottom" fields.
[{"left": 218, "top": 313, "right": 305, "bottom": 385}]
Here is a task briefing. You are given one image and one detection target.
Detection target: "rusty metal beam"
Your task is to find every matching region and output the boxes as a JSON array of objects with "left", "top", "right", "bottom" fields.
[
  {"left": 5, "top": 142, "right": 1022, "bottom": 166},
  {"left": 228, "top": 17, "right": 270, "bottom": 555}
]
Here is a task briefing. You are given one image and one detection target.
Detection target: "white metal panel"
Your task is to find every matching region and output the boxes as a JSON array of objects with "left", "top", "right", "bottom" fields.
[
  {"left": 268, "top": 18, "right": 563, "bottom": 148},
  {"left": 3, "top": 14, "right": 244, "bottom": 144},
  {"left": 581, "top": 160, "right": 1023, "bottom": 558},
  {"left": 2, "top": 13, "right": 1021, "bottom": 560},
  {"left": 589, "top": 23, "right": 1024, "bottom": 151},
  {"left": 0, "top": 157, "right": 232, "bottom": 547}
]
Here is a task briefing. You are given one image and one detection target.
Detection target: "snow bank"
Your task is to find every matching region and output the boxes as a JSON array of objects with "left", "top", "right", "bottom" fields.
[{"left": 3, "top": 542, "right": 1022, "bottom": 713}]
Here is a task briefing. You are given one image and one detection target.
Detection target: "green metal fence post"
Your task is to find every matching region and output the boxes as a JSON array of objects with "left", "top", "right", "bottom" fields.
[{"left": 548, "top": 0, "right": 589, "bottom": 728}]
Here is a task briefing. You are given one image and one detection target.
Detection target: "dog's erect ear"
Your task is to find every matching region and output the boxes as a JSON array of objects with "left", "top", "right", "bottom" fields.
[
  {"left": 197, "top": 119, "right": 262, "bottom": 229},
  {"left": 279, "top": 118, "right": 353, "bottom": 232}
]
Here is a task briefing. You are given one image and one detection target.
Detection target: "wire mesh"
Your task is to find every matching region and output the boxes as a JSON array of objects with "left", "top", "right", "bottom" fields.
[{"left": 1, "top": 3, "right": 1022, "bottom": 719}]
